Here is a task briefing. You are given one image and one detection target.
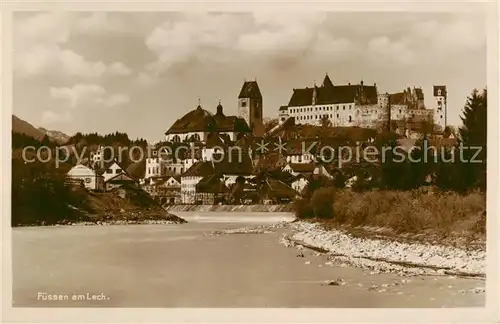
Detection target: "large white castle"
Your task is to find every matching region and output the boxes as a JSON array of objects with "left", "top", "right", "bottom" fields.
[{"left": 278, "top": 74, "right": 447, "bottom": 131}]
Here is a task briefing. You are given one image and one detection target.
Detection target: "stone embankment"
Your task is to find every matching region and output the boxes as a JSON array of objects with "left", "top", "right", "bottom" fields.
[{"left": 164, "top": 204, "right": 294, "bottom": 213}]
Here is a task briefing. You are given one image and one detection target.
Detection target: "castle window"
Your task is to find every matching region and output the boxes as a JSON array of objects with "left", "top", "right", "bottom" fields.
[
  {"left": 336, "top": 106, "right": 339, "bottom": 111},
  {"left": 336, "top": 114, "right": 339, "bottom": 118},
  {"left": 241, "top": 101, "right": 247, "bottom": 107},
  {"left": 343, "top": 106, "right": 345, "bottom": 110},
  {"left": 349, "top": 116, "right": 352, "bottom": 122}
]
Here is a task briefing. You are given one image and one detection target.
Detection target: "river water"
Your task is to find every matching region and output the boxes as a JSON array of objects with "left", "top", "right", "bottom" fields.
[{"left": 12, "top": 212, "right": 484, "bottom": 307}]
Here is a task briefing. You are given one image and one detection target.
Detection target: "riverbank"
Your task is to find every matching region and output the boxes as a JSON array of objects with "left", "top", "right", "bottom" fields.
[
  {"left": 280, "top": 221, "right": 486, "bottom": 278},
  {"left": 164, "top": 204, "right": 294, "bottom": 213},
  {"left": 13, "top": 211, "right": 187, "bottom": 227}
]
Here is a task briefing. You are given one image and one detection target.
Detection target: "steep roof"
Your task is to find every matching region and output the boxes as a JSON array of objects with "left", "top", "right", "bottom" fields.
[
  {"left": 238, "top": 81, "right": 262, "bottom": 99},
  {"left": 182, "top": 161, "right": 215, "bottom": 178},
  {"left": 212, "top": 152, "right": 254, "bottom": 175},
  {"left": 389, "top": 92, "right": 406, "bottom": 105},
  {"left": 106, "top": 172, "right": 136, "bottom": 183},
  {"left": 262, "top": 179, "right": 296, "bottom": 200},
  {"left": 288, "top": 82, "right": 377, "bottom": 107},
  {"left": 166, "top": 104, "right": 251, "bottom": 135},
  {"left": 322, "top": 74, "right": 334, "bottom": 88},
  {"left": 195, "top": 174, "right": 230, "bottom": 193},
  {"left": 279, "top": 105, "right": 288, "bottom": 111}
]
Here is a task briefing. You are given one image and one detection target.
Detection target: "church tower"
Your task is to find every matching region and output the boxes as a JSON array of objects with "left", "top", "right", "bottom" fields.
[
  {"left": 433, "top": 85, "right": 447, "bottom": 131},
  {"left": 238, "top": 80, "right": 263, "bottom": 136}
]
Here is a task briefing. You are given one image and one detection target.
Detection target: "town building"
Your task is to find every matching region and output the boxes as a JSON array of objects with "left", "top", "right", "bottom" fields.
[
  {"left": 238, "top": 80, "right": 265, "bottom": 137},
  {"left": 180, "top": 161, "right": 216, "bottom": 204},
  {"left": 101, "top": 160, "right": 126, "bottom": 182},
  {"left": 66, "top": 164, "right": 104, "bottom": 191},
  {"left": 433, "top": 85, "right": 448, "bottom": 131},
  {"left": 164, "top": 100, "right": 251, "bottom": 143},
  {"left": 142, "top": 175, "right": 182, "bottom": 205},
  {"left": 105, "top": 172, "right": 137, "bottom": 191}
]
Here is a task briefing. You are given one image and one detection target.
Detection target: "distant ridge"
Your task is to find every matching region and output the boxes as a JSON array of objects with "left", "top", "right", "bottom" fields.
[{"left": 12, "top": 115, "right": 69, "bottom": 145}]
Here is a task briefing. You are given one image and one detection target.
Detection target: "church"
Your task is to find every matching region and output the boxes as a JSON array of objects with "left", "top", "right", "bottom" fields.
[{"left": 164, "top": 80, "right": 264, "bottom": 144}]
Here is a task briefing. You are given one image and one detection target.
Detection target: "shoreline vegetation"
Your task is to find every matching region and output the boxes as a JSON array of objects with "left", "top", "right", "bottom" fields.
[{"left": 294, "top": 188, "right": 486, "bottom": 246}]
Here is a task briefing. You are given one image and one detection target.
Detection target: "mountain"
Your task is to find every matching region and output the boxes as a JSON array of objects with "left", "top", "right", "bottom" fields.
[
  {"left": 12, "top": 115, "right": 46, "bottom": 141},
  {"left": 38, "top": 127, "right": 71, "bottom": 145},
  {"left": 12, "top": 115, "right": 70, "bottom": 145}
]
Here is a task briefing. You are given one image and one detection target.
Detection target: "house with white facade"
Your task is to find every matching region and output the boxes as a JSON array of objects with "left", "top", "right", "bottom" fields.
[
  {"left": 101, "top": 160, "right": 125, "bottom": 182},
  {"left": 66, "top": 164, "right": 104, "bottom": 191}
]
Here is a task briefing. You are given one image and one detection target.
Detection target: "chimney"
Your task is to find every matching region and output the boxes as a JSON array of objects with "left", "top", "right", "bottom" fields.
[
  {"left": 348, "top": 82, "right": 351, "bottom": 86},
  {"left": 360, "top": 80, "right": 364, "bottom": 86}
]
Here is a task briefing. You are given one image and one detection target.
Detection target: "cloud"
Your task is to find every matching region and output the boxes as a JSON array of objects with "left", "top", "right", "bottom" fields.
[
  {"left": 108, "top": 62, "right": 133, "bottom": 76},
  {"left": 41, "top": 110, "right": 72, "bottom": 124},
  {"left": 367, "top": 36, "right": 415, "bottom": 65},
  {"left": 75, "top": 12, "right": 128, "bottom": 35},
  {"left": 313, "top": 34, "right": 357, "bottom": 60},
  {"left": 136, "top": 71, "right": 159, "bottom": 86},
  {"left": 50, "top": 84, "right": 129, "bottom": 108},
  {"left": 145, "top": 13, "right": 248, "bottom": 72},
  {"left": 411, "top": 19, "right": 485, "bottom": 52},
  {"left": 13, "top": 12, "right": 133, "bottom": 79},
  {"left": 144, "top": 12, "right": 330, "bottom": 73}
]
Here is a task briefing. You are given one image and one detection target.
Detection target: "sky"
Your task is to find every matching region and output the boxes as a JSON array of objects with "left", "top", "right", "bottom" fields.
[{"left": 13, "top": 11, "right": 486, "bottom": 142}]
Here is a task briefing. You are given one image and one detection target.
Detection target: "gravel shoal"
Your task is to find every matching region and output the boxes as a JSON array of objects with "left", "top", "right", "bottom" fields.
[{"left": 280, "top": 221, "right": 485, "bottom": 277}]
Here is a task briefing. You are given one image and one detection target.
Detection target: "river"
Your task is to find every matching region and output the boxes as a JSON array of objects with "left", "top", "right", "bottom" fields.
[{"left": 12, "top": 212, "right": 484, "bottom": 307}]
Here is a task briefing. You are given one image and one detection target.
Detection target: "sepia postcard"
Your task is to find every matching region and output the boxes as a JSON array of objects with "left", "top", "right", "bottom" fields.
[{"left": 2, "top": 1, "right": 499, "bottom": 323}]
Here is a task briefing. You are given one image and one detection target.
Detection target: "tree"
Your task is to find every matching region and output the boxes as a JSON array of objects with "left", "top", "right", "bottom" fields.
[
  {"left": 458, "top": 88, "right": 487, "bottom": 190},
  {"left": 41, "top": 135, "right": 51, "bottom": 147}
]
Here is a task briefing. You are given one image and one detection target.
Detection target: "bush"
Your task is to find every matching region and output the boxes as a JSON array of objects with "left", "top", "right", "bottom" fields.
[
  {"left": 294, "top": 198, "right": 314, "bottom": 219},
  {"left": 310, "top": 187, "right": 335, "bottom": 219},
  {"left": 326, "top": 189, "right": 486, "bottom": 237}
]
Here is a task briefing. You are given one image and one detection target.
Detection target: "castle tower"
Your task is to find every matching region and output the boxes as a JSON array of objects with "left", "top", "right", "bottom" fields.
[
  {"left": 433, "top": 85, "right": 447, "bottom": 131},
  {"left": 238, "top": 80, "right": 263, "bottom": 136}
]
